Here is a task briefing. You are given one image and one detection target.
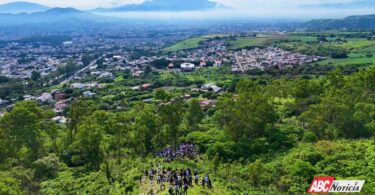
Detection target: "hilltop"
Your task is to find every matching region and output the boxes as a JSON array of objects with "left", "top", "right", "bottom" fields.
[
  {"left": 303, "top": 14, "right": 375, "bottom": 30},
  {"left": 0, "top": 1, "right": 49, "bottom": 13},
  {"left": 0, "top": 7, "right": 114, "bottom": 27},
  {"left": 94, "top": 0, "right": 226, "bottom": 12}
]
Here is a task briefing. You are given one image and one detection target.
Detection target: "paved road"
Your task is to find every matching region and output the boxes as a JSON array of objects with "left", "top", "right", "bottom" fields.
[
  {"left": 60, "top": 56, "right": 104, "bottom": 85},
  {"left": 234, "top": 52, "right": 245, "bottom": 73}
]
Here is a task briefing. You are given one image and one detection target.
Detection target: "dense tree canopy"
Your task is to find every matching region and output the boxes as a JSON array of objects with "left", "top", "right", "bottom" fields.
[{"left": 1, "top": 65, "right": 375, "bottom": 194}]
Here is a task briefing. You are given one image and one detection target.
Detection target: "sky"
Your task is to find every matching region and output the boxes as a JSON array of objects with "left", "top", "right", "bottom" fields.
[
  {"left": 0, "top": 0, "right": 365, "bottom": 9},
  {"left": 1, "top": 0, "right": 375, "bottom": 19}
]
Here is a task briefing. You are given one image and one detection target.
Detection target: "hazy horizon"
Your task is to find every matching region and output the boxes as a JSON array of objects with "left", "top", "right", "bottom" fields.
[{"left": 1, "top": 0, "right": 375, "bottom": 19}]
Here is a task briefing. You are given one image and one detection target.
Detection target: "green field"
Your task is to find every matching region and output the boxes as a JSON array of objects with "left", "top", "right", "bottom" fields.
[
  {"left": 162, "top": 34, "right": 232, "bottom": 52},
  {"left": 276, "top": 33, "right": 375, "bottom": 67},
  {"left": 162, "top": 33, "right": 375, "bottom": 68},
  {"left": 164, "top": 36, "right": 264, "bottom": 52},
  {"left": 333, "top": 39, "right": 375, "bottom": 51},
  {"left": 319, "top": 55, "right": 375, "bottom": 67},
  {"left": 321, "top": 40, "right": 375, "bottom": 66},
  {"left": 140, "top": 174, "right": 230, "bottom": 195},
  {"left": 227, "top": 37, "right": 269, "bottom": 49},
  {"left": 201, "top": 34, "right": 230, "bottom": 39},
  {"left": 163, "top": 37, "right": 208, "bottom": 52},
  {"left": 287, "top": 35, "right": 317, "bottom": 42}
]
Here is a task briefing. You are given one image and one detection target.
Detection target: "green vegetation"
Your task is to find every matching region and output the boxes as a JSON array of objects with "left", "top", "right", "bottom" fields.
[
  {"left": 163, "top": 37, "right": 207, "bottom": 52},
  {"left": 15, "top": 35, "right": 72, "bottom": 45},
  {"left": 163, "top": 34, "right": 232, "bottom": 52},
  {"left": 274, "top": 32, "right": 375, "bottom": 68},
  {"left": 2, "top": 31, "right": 375, "bottom": 194},
  {"left": 1, "top": 62, "right": 375, "bottom": 194},
  {"left": 228, "top": 37, "right": 272, "bottom": 49}
]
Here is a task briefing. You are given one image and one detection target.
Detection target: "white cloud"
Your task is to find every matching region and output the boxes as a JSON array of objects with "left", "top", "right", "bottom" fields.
[
  {"left": 0, "top": 0, "right": 364, "bottom": 9},
  {"left": 213, "top": 0, "right": 360, "bottom": 9},
  {"left": 0, "top": 0, "right": 372, "bottom": 18},
  {"left": 0, "top": 0, "right": 144, "bottom": 9}
]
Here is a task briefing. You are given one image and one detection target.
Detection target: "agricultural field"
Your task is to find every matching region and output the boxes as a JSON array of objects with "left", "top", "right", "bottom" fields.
[
  {"left": 286, "top": 35, "right": 317, "bottom": 42},
  {"left": 163, "top": 37, "right": 208, "bottom": 52},
  {"left": 327, "top": 38, "right": 375, "bottom": 50},
  {"left": 227, "top": 37, "right": 270, "bottom": 49},
  {"left": 162, "top": 34, "right": 231, "bottom": 52},
  {"left": 275, "top": 33, "right": 375, "bottom": 67},
  {"left": 319, "top": 52, "right": 375, "bottom": 67},
  {"left": 227, "top": 34, "right": 286, "bottom": 49}
]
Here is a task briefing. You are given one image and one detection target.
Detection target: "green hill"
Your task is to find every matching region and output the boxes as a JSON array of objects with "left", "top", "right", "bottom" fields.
[{"left": 303, "top": 14, "right": 375, "bottom": 30}]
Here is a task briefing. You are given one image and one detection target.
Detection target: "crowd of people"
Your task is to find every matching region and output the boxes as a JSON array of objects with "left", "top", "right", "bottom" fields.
[
  {"left": 155, "top": 144, "right": 197, "bottom": 162},
  {"left": 143, "top": 162, "right": 213, "bottom": 195}
]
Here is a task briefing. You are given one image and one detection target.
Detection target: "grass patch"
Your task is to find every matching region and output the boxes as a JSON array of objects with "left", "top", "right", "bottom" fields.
[
  {"left": 114, "top": 75, "right": 124, "bottom": 82},
  {"left": 228, "top": 37, "right": 270, "bottom": 49},
  {"left": 333, "top": 39, "right": 375, "bottom": 51},
  {"left": 287, "top": 35, "right": 317, "bottom": 42},
  {"left": 163, "top": 37, "right": 207, "bottom": 52}
]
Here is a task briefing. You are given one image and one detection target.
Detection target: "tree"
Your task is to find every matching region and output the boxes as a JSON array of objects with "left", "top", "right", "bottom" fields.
[
  {"left": 299, "top": 91, "right": 353, "bottom": 139},
  {"left": 108, "top": 112, "right": 131, "bottom": 164},
  {"left": 58, "top": 61, "right": 78, "bottom": 77},
  {"left": 133, "top": 104, "right": 161, "bottom": 154},
  {"left": 0, "top": 173, "right": 26, "bottom": 195},
  {"left": 159, "top": 98, "right": 185, "bottom": 151},
  {"left": 185, "top": 99, "right": 204, "bottom": 132},
  {"left": 33, "top": 153, "right": 62, "bottom": 180},
  {"left": 144, "top": 65, "right": 152, "bottom": 75},
  {"left": 41, "top": 112, "right": 61, "bottom": 156},
  {"left": 31, "top": 71, "right": 41, "bottom": 82},
  {"left": 317, "top": 35, "right": 328, "bottom": 42},
  {"left": 154, "top": 89, "right": 171, "bottom": 102},
  {"left": 81, "top": 54, "right": 93, "bottom": 66},
  {"left": 123, "top": 69, "right": 131, "bottom": 79},
  {"left": 0, "top": 101, "right": 45, "bottom": 164},
  {"left": 66, "top": 99, "right": 94, "bottom": 144},
  {"left": 217, "top": 90, "right": 278, "bottom": 142},
  {"left": 73, "top": 111, "right": 108, "bottom": 170},
  {"left": 151, "top": 58, "right": 170, "bottom": 69},
  {"left": 247, "top": 159, "right": 265, "bottom": 187}
]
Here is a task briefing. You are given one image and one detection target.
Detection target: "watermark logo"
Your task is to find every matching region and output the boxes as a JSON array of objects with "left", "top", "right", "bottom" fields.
[{"left": 308, "top": 176, "right": 365, "bottom": 193}]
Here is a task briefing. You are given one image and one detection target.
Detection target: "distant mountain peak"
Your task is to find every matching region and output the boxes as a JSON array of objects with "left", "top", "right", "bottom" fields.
[
  {"left": 303, "top": 14, "right": 375, "bottom": 30},
  {"left": 44, "top": 7, "right": 83, "bottom": 14},
  {"left": 0, "top": 1, "right": 49, "bottom": 13},
  {"left": 301, "top": 0, "right": 375, "bottom": 9},
  {"left": 94, "top": 0, "right": 227, "bottom": 12},
  {"left": 0, "top": 7, "right": 110, "bottom": 27}
]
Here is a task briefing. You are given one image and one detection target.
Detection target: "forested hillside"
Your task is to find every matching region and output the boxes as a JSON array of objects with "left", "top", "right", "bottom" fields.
[
  {"left": 1, "top": 65, "right": 375, "bottom": 194},
  {"left": 303, "top": 14, "right": 375, "bottom": 30}
]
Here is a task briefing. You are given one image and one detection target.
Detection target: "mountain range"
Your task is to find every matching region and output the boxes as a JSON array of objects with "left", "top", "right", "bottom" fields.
[
  {"left": 0, "top": 0, "right": 226, "bottom": 14},
  {"left": 0, "top": 1, "right": 49, "bottom": 13},
  {"left": 303, "top": 14, "right": 375, "bottom": 30},
  {"left": 93, "top": 0, "right": 225, "bottom": 12},
  {"left": 0, "top": 7, "right": 110, "bottom": 26},
  {"left": 1, "top": 1, "right": 375, "bottom": 31},
  {"left": 0, "top": 0, "right": 228, "bottom": 27},
  {"left": 301, "top": 0, "right": 375, "bottom": 9}
]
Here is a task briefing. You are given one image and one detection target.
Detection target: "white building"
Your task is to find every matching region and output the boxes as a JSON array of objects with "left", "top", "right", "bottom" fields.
[
  {"left": 36, "top": 93, "right": 53, "bottom": 103},
  {"left": 181, "top": 63, "right": 195, "bottom": 72}
]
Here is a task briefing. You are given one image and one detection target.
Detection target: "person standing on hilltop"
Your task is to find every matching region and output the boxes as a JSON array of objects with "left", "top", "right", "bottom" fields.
[
  {"left": 183, "top": 183, "right": 189, "bottom": 195},
  {"left": 188, "top": 174, "right": 193, "bottom": 186},
  {"left": 204, "top": 174, "right": 209, "bottom": 185},
  {"left": 177, "top": 174, "right": 181, "bottom": 186},
  {"left": 168, "top": 185, "right": 174, "bottom": 195},
  {"left": 195, "top": 174, "right": 199, "bottom": 185},
  {"left": 207, "top": 175, "right": 213, "bottom": 189},
  {"left": 174, "top": 184, "right": 179, "bottom": 195}
]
